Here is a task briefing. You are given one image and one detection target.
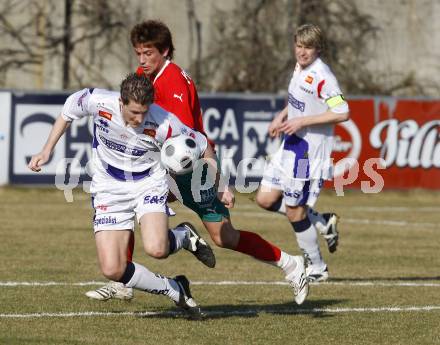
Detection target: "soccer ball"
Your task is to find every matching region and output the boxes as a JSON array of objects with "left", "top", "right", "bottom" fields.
[{"left": 160, "top": 134, "right": 201, "bottom": 175}]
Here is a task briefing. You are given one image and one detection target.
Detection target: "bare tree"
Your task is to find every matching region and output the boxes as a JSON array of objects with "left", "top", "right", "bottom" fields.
[
  {"left": 0, "top": 0, "right": 133, "bottom": 89},
  {"left": 196, "top": 0, "right": 293, "bottom": 92},
  {"left": 198, "top": 0, "right": 429, "bottom": 96},
  {"left": 186, "top": 0, "right": 202, "bottom": 83}
]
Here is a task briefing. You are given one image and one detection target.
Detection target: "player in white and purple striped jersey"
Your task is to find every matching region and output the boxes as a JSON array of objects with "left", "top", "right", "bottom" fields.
[
  {"left": 256, "top": 24, "right": 350, "bottom": 282},
  {"left": 28, "top": 73, "right": 216, "bottom": 316}
]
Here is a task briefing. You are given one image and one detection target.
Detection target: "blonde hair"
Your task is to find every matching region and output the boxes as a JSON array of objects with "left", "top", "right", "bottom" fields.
[{"left": 294, "top": 24, "right": 325, "bottom": 52}]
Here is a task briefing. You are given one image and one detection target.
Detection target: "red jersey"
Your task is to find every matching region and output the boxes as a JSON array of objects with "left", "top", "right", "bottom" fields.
[{"left": 136, "top": 61, "right": 208, "bottom": 140}]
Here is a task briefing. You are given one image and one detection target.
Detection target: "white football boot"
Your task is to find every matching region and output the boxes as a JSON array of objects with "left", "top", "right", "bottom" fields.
[
  {"left": 284, "top": 255, "right": 309, "bottom": 305},
  {"left": 85, "top": 281, "right": 133, "bottom": 301}
]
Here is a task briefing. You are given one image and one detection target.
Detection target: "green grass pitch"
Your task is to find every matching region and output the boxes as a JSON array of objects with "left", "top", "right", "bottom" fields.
[{"left": 0, "top": 186, "right": 439, "bottom": 345}]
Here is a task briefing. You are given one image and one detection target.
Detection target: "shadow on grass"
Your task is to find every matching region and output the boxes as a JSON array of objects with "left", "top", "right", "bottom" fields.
[{"left": 136, "top": 298, "right": 347, "bottom": 321}]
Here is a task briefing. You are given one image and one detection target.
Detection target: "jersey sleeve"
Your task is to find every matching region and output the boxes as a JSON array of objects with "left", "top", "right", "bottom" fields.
[
  {"left": 317, "top": 73, "right": 349, "bottom": 114},
  {"left": 157, "top": 113, "right": 207, "bottom": 155},
  {"left": 61, "top": 88, "right": 95, "bottom": 122}
]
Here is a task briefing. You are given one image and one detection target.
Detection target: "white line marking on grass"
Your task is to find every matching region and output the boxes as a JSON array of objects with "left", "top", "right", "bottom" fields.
[
  {"left": 2, "top": 281, "right": 440, "bottom": 287},
  {"left": 214, "top": 209, "right": 438, "bottom": 228},
  {"left": 1, "top": 306, "right": 440, "bottom": 319},
  {"left": 233, "top": 205, "right": 440, "bottom": 212},
  {"left": 0, "top": 281, "right": 104, "bottom": 287}
]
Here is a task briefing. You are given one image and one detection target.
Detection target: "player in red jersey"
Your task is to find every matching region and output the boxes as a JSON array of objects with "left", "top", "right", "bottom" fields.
[{"left": 86, "top": 20, "right": 309, "bottom": 305}]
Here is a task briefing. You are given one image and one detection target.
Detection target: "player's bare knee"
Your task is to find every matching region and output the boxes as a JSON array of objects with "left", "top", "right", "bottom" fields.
[
  {"left": 213, "top": 222, "right": 239, "bottom": 249},
  {"left": 255, "top": 194, "right": 273, "bottom": 210},
  {"left": 210, "top": 232, "right": 226, "bottom": 248},
  {"left": 101, "top": 264, "right": 124, "bottom": 281},
  {"left": 143, "top": 243, "right": 169, "bottom": 259}
]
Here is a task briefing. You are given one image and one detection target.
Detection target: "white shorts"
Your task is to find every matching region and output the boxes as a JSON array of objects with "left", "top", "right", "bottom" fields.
[
  {"left": 261, "top": 146, "right": 324, "bottom": 207},
  {"left": 91, "top": 164, "right": 169, "bottom": 233}
]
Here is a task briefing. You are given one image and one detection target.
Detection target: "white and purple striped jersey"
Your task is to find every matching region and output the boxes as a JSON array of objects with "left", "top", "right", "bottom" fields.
[
  {"left": 61, "top": 88, "right": 208, "bottom": 180},
  {"left": 284, "top": 57, "right": 349, "bottom": 180}
]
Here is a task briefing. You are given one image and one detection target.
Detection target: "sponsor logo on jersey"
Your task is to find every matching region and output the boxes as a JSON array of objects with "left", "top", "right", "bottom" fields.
[
  {"left": 98, "top": 133, "right": 147, "bottom": 156},
  {"left": 96, "top": 119, "right": 109, "bottom": 133},
  {"left": 271, "top": 177, "right": 281, "bottom": 185},
  {"left": 143, "top": 128, "right": 156, "bottom": 137},
  {"left": 300, "top": 85, "right": 314, "bottom": 94},
  {"left": 77, "top": 90, "right": 88, "bottom": 110},
  {"left": 98, "top": 119, "right": 109, "bottom": 127},
  {"left": 288, "top": 93, "right": 305, "bottom": 112},
  {"left": 98, "top": 110, "right": 112, "bottom": 120},
  {"left": 144, "top": 195, "right": 166, "bottom": 204},
  {"left": 94, "top": 216, "right": 117, "bottom": 226},
  {"left": 173, "top": 93, "right": 183, "bottom": 102},
  {"left": 305, "top": 75, "right": 314, "bottom": 84},
  {"left": 180, "top": 127, "right": 196, "bottom": 139},
  {"left": 143, "top": 121, "right": 158, "bottom": 128},
  {"left": 95, "top": 205, "right": 108, "bottom": 211},
  {"left": 284, "top": 188, "right": 301, "bottom": 199}
]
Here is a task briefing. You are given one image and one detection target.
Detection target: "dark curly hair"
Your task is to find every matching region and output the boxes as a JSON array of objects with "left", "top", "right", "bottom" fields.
[
  {"left": 120, "top": 73, "right": 154, "bottom": 106},
  {"left": 130, "top": 20, "right": 174, "bottom": 60}
]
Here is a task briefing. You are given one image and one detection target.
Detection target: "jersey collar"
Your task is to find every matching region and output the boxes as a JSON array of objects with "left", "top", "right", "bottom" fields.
[
  {"left": 153, "top": 59, "right": 171, "bottom": 85},
  {"left": 298, "top": 57, "right": 321, "bottom": 73}
]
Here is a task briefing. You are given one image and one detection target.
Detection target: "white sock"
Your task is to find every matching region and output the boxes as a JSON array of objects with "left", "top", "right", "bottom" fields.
[
  {"left": 125, "top": 262, "right": 181, "bottom": 302},
  {"left": 168, "top": 225, "right": 189, "bottom": 254},
  {"left": 307, "top": 208, "right": 328, "bottom": 234},
  {"left": 291, "top": 217, "right": 326, "bottom": 269},
  {"left": 276, "top": 251, "right": 297, "bottom": 275}
]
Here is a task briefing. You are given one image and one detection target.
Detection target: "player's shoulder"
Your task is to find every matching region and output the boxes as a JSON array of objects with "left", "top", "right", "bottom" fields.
[
  {"left": 162, "top": 62, "right": 194, "bottom": 86},
  {"left": 148, "top": 103, "right": 171, "bottom": 122},
  {"left": 89, "top": 88, "right": 118, "bottom": 100},
  {"left": 309, "top": 58, "right": 337, "bottom": 80},
  {"left": 87, "top": 88, "right": 120, "bottom": 114}
]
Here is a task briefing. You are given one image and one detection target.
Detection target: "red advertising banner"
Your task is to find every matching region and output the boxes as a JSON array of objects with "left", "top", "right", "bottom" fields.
[{"left": 330, "top": 98, "right": 440, "bottom": 189}]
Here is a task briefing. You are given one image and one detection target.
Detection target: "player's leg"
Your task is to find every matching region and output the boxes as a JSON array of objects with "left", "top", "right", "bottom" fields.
[
  {"left": 136, "top": 210, "right": 201, "bottom": 313},
  {"left": 261, "top": 195, "right": 340, "bottom": 254},
  {"left": 255, "top": 184, "right": 284, "bottom": 211},
  {"left": 93, "top": 227, "right": 199, "bottom": 314},
  {"left": 258, "top": 147, "right": 339, "bottom": 252},
  {"left": 137, "top": 183, "right": 215, "bottom": 266},
  {"left": 85, "top": 192, "right": 134, "bottom": 301},
  {"left": 201, "top": 216, "right": 308, "bottom": 304},
  {"left": 284, "top": 179, "right": 328, "bottom": 282}
]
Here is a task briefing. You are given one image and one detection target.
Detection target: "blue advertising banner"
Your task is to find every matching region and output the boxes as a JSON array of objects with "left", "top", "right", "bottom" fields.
[
  {"left": 7, "top": 91, "right": 285, "bottom": 186},
  {"left": 9, "top": 92, "right": 94, "bottom": 184}
]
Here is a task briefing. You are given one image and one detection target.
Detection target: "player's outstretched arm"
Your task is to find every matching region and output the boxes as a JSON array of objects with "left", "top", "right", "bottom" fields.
[{"left": 28, "top": 115, "right": 70, "bottom": 172}]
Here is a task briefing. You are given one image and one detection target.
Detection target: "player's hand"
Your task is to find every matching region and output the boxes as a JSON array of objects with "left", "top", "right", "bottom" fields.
[
  {"left": 268, "top": 117, "right": 284, "bottom": 138},
  {"left": 279, "top": 118, "right": 304, "bottom": 135},
  {"left": 218, "top": 186, "right": 235, "bottom": 209},
  {"left": 28, "top": 151, "right": 50, "bottom": 172}
]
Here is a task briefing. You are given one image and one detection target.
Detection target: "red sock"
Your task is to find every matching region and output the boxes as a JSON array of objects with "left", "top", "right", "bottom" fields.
[
  {"left": 235, "top": 230, "right": 281, "bottom": 262},
  {"left": 127, "top": 232, "right": 135, "bottom": 262}
]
